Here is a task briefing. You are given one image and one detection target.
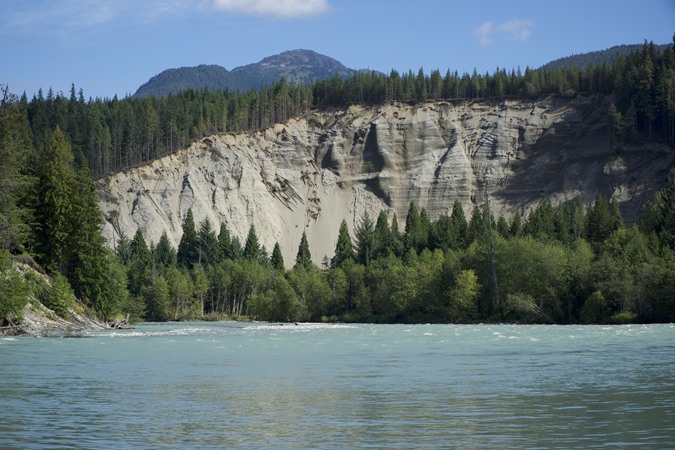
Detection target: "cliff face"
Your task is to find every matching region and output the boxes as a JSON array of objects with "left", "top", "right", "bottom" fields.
[{"left": 98, "top": 97, "right": 673, "bottom": 266}]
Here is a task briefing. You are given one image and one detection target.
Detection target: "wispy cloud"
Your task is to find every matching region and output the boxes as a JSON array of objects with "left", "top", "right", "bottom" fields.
[
  {"left": 498, "top": 19, "right": 534, "bottom": 42},
  {"left": 210, "top": 0, "right": 331, "bottom": 18},
  {"left": 473, "top": 18, "right": 534, "bottom": 47},
  {"left": 473, "top": 21, "right": 494, "bottom": 46},
  {"left": 2, "top": 0, "right": 196, "bottom": 33}
]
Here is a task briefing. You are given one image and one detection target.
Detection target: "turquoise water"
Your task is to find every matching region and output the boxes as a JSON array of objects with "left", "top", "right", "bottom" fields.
[{"left": 1, "top": 323, "right": 674, "bottom": 449}]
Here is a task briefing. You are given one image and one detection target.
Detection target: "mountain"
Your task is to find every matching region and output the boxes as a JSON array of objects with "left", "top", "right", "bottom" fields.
[
  {"left": 133, "top": 49, "right": 355, "bottom": 98},
  {"left": 539, "top": 43, "right": 669, "bottom": 71},
  {"left": 98, "top": 97, "right": 674, "bottom": 266}
]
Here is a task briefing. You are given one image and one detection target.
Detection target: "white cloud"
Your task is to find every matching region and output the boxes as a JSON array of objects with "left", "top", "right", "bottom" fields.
[
  {"left": 497, "top": 19, "right": 534, "bottom": 42},
  {"left": 473, "top": 21, "right": 494, "bottom": 46},
  {"left": 210, "top": 0, "right": 331, "bottom": 18},
  {"left": 473, "top": 18, "right": 533, "bottom": 46}
]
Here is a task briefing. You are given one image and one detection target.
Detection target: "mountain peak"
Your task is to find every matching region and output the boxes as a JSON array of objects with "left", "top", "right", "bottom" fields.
[{"left": 134, "top": 50, "right": 355, "bottom": 98}]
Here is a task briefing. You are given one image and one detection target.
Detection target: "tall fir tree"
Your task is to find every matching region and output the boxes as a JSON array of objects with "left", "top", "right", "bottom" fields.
[
  {"left": 154, "top": 231, "right": 177, "bottom": 268},
  {"left": 177, "top": 208, "right": 198, "bottom": 267},
  {"left": 34, "top": 126, "right": 77, "bottom": 276},
  {"left": 294, "top": 231, "right": 312, "bottom": 269},
  {"left": 197, "top": 217, "right": 219, "bottom": 267},
  {"left": 355, "top": 211, "right": 375, "bottom": 266},
  {"left": 333, "top": 219, "right": 354, "bottom": 267},
  {"left": 243, "top": 225, "right": 260, "bottom": 260},
  {"left": 271, "top": 241, "right": 285, "bottom": 271}
]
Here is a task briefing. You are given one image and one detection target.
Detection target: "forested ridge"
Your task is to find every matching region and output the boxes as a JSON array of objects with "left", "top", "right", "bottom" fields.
[
  {"left": 17, "top": 40, "right": 675, "bottom": 178},
  {"left": 1, "top": 41, "right": 674, "bottom": 328}
]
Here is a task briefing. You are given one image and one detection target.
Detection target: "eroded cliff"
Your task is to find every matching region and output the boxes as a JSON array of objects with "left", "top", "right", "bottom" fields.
[{"left": 98, "top": 97, "right": 673, "bottom": 266}]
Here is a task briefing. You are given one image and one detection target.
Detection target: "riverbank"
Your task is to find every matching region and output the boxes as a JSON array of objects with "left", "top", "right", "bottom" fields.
[{"left": 0, "top": 301, "right": 110, "bottom": 337}]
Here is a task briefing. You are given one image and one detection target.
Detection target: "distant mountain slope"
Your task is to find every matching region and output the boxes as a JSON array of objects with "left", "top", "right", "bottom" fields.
[
  {"left": 134, "top": 49, "right": 355, "bottom": 98},
  {"left": 539, "top": 43, "right": 669, "bottom": 71}
]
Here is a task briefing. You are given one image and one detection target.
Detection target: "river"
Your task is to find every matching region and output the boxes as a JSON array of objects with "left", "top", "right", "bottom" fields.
[{"left": 1, "top": 322, "right": 673, "bottom": 449}]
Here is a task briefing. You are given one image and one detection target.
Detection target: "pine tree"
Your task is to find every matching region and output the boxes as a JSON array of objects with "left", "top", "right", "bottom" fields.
[
  {"left": 177, "top": 208, "right": 198, "bottom": 267},
  {"left": 271, "top": 242, "right": 285, "bottom": 270},
  {"left": 389, "top": 213, "right": 404, "bottom": 256},
  {"left": 69, "top": 166, "right": 115, "bottom": 316},
  {"left": 217, "top": 222, "right": 232, "bottom": 261},
  {"left": 355, "top": 211, "right": 375, "bottom": 266},
  {"left": 403, "top": 202, "right": 420, "bottom": 252},
  {"left": 197, "top": 217, "right": 218, "bottom": 267},
  {"left": 450, "top": 200, "right": 468, "bottom": 249},
  {"left": 243, "top": 225, "right": 260, "bottom": 260},
  {"left": 0, "top": 86, "right": 34, "bottom": 253},
  {"left": 373, "top": 210, "right": 392, "bottom": 259},
  {"left": 333, "top": 219, "right": 354, "bottom": 267},
  {"left": 34, "top": 126, "right": 76, "bottom": 275},
  {"left": 294, "top": 231, "right": 312, "bottom": 268},
  {"left": 154, "top": 231, "right": 177, "bottom": 267}
]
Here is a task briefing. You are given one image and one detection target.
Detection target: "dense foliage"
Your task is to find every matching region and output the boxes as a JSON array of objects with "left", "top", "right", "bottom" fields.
[
  {"left": 114, "top": 189, "right": 675, "bottom": 324},
  {"left": 1, "top": 41, "right": 674, "bottom": 326}
]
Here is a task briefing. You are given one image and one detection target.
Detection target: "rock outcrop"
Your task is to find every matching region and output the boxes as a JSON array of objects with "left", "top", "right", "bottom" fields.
[{"left": 98, "top": 97, "right": 674, "bottom": 266}]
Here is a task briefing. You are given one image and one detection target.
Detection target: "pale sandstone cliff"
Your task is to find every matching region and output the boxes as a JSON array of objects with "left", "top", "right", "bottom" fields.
[{"left": 98, "top": 97, "right": 673, "bottom": 266}]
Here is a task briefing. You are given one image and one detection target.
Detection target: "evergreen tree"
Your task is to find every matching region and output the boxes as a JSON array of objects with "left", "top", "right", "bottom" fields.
[
  {"left": 34, "top": 126, "right": 76, "bottom": 275},
  {"left": 373, "top": 210, "right": 392, "bottom": 259},
  {"left": 450, "top": 200, "right": 468, "bottom": 249},
  {"left": 294, "top": 231, "right": 312, "bottom": 268},
  {"left": 0, "top": 86, "right": 34, "bottom": 253},
  {"left": 643, "top": 168, "right": 675, "bottom": 249},
  {"left": 197, "top": 217, "right": 218, "bottom": 267},
  {"left": 217, "top": 222, "right": 232, "bottom": 261},
  {"left": 154, "top": 231, "right": 177, "bottom": 268},
  {"left": 271, "top": 241, "right": 285, "bottom": 271},
  {"left": 243, "top": 225, "right": 260, "bottom": 260},
  {"left": 586, "top": 195, "right": 622, "bottom": 247},
  {"left": 69, "top": 166, "right": 115, "bottom": 316},
  {"left": 177, "top": 208, "right": 198, "bottom": 267},
  {"left": 467, "top": 205, "right": 486, "bottom": 243},
  {"left": 128, "top": 229, "right": 152, "bottom": 297},
  {"left": 115, "top": 231, "right": 133, "bottom": 264},
  {"left": 355, "top": 211, "right": 375, "bottom": 266},
  {"left": 390, "top": 213, "right": 404, "bottom": 256},
  {"left": 333, "top": 219, "right": 354, "bottom": 267},
  {"left": 403, "top": 202, "right": 420, "bottom": 252}
]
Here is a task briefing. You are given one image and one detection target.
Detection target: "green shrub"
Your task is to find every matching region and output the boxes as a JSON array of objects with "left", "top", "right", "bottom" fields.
[
  {"left": 580, "top": 291, "right": 609, "bottom": 324},
  {"left": 0, "top": 251, "right": 29, "bottom": 325},
  {"left": 44, "top": 273, "right": 74, "bottom": 318}
]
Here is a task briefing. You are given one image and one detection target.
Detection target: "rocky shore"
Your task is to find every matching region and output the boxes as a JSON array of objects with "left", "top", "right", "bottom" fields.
[{"left": 0, "top": 302, "right": 110, "bottom": 337}]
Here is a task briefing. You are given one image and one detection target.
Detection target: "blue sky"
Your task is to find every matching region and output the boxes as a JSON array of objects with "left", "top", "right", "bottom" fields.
[{"left": 2, "top": 0, "right": 674, "bottom": 100}]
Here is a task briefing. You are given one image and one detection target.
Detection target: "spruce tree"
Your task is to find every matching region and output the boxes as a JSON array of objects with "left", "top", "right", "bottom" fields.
[
  {"left": 295, "top": 231, "right": 312, "bottom": 269},
  {"left": 373, "top": 210, "right": 392, "bottom": 259},
  {"left": 69, "top": 166, "right": 114, "bottom": 315},
  {"left": 271, "top": 242, "right": 285, "bottom": 271},
  {"left": 177, "top": 208, "right": 198, "bottom": 267},
  {"left": 197, "top": 217, "right": 218, "bottom": 267},
  {"left": 217, "top": 222, "right": 232, "bottom": 261},
  {"left": 243, "top": 225, "right": 260, "bottom": 260},
  {"left": 355, "top": 211, "right": 375, "bottom": 266},
  {"left": 333, "top": 219, "right": 354, "bottom": 267},
  {"left": 154, "top": 231, "right": 177, "bottom": 268},
  {"left": 450, "top": 200, "right": 468, "bottom": 248},
  {"left": 34, "top": 126, "right": 77, "bottom": 275}
]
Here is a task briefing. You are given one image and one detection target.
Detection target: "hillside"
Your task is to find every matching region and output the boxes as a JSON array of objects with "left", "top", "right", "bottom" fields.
[
  {"left": 134, "top": 49, "right": 355, "bottom": 98},
  {"left": 539, "top": 43, "right": 669, "bottom": 71},
  {"left": 98, "top": 96, "right": 674, "bottom": 267}
]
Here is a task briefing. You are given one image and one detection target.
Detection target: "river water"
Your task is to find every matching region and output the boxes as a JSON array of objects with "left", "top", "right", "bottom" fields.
[{"left": 1, "top": 322, "right": 673, "bottom": 449}]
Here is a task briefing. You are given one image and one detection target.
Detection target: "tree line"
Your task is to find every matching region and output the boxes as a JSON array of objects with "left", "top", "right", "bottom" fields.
[
  {"left": 12, "top": 39, "right": 674, "bottom": 180},
  {"left": 111, "top": 180, "right": 675, "bottom": 325}
]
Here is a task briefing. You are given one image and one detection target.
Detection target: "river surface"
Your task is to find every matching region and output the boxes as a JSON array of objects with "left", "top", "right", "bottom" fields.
[{"left": 1, "top": 322, "right": 674, "bottom": 449}]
